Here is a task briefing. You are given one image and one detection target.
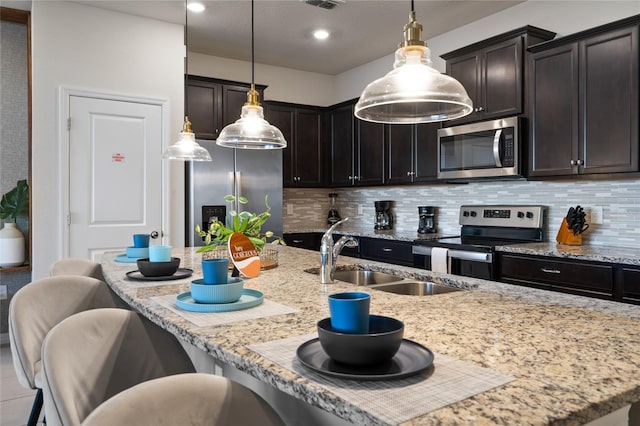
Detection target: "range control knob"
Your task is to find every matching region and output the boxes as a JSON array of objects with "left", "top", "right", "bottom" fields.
[
  {"left": 526, "top": 212, "right": 534, "bottom": 219},
  {"left": 517, "top": 212, "right": 525, "bottom": 218},
  {"left": 470, "top": 211, "right": 477, "bottom": 217},
  {"left": 463, "top": 211, "right": 470, "bottom": 217}
]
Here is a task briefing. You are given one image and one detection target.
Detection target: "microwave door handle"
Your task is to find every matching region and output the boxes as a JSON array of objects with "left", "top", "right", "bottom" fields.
[{"left": 493, "top": 129, "right": 503, "bottom": 168}]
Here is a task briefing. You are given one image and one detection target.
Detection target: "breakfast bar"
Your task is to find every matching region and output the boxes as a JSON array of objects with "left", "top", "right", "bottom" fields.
[{"left": 101, "top": 246, "right": 640, "bottom": 425}]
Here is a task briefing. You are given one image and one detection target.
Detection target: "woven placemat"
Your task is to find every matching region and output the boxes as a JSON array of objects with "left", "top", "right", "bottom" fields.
[
  {"left": 152, "top": 294, "right": 298, "bottom": 327},
  {"left": 249, "top": 333, "right": 515, "bottom": 425}
]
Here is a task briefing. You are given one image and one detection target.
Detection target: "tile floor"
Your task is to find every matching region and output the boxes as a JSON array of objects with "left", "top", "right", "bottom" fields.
[{"left": 1, "top": 345, "right": 44, "bottom": 426}]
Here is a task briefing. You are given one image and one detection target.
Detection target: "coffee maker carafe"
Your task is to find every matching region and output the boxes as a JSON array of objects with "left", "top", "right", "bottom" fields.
[
  {"left": 418, "top": 206, "right": 436, "bottom": 234},
  {"left": 374, "top": 200, "right": 393, "bottom": 230},
  {"left": 327, "top": 193, "right": 341, "bottom": 225}
]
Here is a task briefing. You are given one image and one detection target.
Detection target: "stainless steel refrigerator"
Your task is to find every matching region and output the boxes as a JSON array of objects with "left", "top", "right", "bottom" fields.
[{"left": 185, "top": 140, "right": 283, "bottom": 247}]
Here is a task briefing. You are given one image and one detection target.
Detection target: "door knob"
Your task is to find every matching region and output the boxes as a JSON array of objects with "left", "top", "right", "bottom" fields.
[{"left": 150, "top": 231, "right": 160, "bottom": 239}]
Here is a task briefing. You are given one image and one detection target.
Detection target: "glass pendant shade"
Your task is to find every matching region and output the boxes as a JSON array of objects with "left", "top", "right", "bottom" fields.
[
  {"left": 216, "top": 88, "right": 287, "bottom": 149},
  {"left": 354, "top": 10, "right": 473, "bottom": 124},
  {"left": 163, "top": 118, "right": 212, "bottom": 161}
]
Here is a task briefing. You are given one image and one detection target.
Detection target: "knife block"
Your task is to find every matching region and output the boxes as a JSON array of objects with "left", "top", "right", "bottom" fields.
[{"left": 556, "top": 218, "right": 582, "bottom": 245}]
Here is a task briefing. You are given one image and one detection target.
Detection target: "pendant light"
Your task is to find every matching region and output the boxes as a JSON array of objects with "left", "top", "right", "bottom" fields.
[
  {"left": 354, "top": 0, "right": 473, "bottom": 124},
  {"left": 163, "top": 0, "right": 212, "bottom": 161},
  {"left": 216, "top": 0, "right": 287, "bottom": 149}
]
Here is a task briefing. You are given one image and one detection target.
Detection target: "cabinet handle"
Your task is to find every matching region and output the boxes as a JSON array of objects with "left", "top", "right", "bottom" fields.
[
  {"left": 382, "top": 248, "right": 393, "bottom": 252},
  {"left": 541, "top": 268, "right": 561, "bottom": 274},
  {"left": 292, "top": 239, "right": 303, "bottom": 243},
  {"left": 355, "top": 176, "right": 361, "bottom": 181},
  {"left": 576, "top": 159, "right": 583, "bottom": 166},
  {"left": 570, "top": 160, "right": 577, "bottom": 166}
]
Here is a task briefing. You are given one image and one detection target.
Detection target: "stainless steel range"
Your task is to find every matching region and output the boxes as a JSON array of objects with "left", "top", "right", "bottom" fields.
[{"left": 412, "top": 205, "right": 546, "bottom": 280}]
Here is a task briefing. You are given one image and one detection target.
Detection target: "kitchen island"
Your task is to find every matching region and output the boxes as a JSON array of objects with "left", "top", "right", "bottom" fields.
[{"left": 101, "top": 246, "right": 640, "bottom": 425}]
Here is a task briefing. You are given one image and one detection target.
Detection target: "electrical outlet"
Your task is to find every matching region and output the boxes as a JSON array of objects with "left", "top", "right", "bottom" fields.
[
  {"left": 0, "top": 285, "right": 7, "bottom": 300},
  {"left": 357, "top": 204, "right": 364, "bottom": 215},
  {"left": 286, "top": 204, "right": 294, "bottom": 215},
  {"left": 590, "top": 206, "right": 603, "bottom": 224}
]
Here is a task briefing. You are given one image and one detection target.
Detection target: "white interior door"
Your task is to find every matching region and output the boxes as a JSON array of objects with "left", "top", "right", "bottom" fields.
[{"left": 67, "top": 95, "right": 164, "bottom": 261}]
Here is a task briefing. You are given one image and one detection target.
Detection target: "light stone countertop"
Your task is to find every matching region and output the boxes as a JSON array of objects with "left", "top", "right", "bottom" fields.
[
  {"left": 496, "top": 242, "right": 640, "bottom": 266},
  {"left": 101, "top": 246, "right": 640, "bottom": 426}
]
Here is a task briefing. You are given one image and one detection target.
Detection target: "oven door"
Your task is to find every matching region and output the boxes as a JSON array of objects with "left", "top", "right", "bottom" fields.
[
  {"left": 412, "top": 246, "right": 495, "bottom": 280},
  {"left": 437, "top": 116, "right": 519, "bottom": 180}
]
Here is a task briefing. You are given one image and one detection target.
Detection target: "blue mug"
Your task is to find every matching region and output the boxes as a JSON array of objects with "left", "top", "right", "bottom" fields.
[
  {"left": 133, "top": 234, "right": 150, "bottom": 248},
  {"left": 201, "top": 258, "right": 229, "bottom": 284},
  {"left": 328, "top": 292, "right": 370, "bottom": 334}
]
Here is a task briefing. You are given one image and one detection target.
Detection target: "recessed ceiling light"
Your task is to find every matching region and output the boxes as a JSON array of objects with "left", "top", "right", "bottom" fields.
[
  {"left": 187, "top": 2, "right": 205, "bottom": 13},
  {"left": 313, "top": 29, "right": 330, "bottom": 40}
]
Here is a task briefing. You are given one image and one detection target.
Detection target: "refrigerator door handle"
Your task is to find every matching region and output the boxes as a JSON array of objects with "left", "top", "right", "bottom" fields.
[{"left": 234, "top": 171, "right": 242, "bottom": 212}]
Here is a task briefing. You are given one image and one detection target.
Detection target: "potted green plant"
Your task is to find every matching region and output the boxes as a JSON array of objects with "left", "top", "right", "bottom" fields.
[
  {"left": 195, "top": 194, "right": 284, "bottom": 253},
  {"left": 0, "top": 179, "right": 28, "bottom": 267}
]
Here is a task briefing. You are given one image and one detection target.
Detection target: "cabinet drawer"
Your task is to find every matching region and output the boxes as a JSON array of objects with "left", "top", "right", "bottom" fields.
[
  {"left": 500, "top": 254, "right": 613, "bottom": 296},
  {"left": 283, "top": 233, "right": 321, "bottom": 251},
  {"left": 360, "top": 238, "right": 413, "bottom": 266},
  {"left": 621, "top": 266, "right": 640, "bottom": 303}
]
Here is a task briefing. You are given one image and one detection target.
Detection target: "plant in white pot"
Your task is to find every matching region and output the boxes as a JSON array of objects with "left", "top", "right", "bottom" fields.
[{"left": 0, "top": 179, "right": 28, "bottom": 267}]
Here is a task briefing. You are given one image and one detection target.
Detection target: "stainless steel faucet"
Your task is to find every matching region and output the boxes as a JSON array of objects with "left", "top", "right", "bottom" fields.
[{"left": 320, "top": 218, "right": 359, "bottom": 284}]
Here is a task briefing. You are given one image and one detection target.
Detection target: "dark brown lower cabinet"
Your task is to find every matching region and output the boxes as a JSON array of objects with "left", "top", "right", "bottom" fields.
[
  {"left": 617, "top": 265, "right": 640, "bottom": 305},
  {"left": 359, "top": 238, "right": 413, "bottom": 267},
  {"left": 283, "top": 233, "right": 321, "bottom": 251},
  {"left": 498, "top": 253, "right": 614, "bottom": 300}
]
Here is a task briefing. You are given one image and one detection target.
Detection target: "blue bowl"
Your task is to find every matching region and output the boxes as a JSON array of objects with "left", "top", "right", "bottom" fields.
[
  {"left": 317, "top": 315, "right": 404, "bottom": 366},
  {"left": 190, "top": 277, "right": 244, "bottom": 304},
  {"left": 125, "top": 246, "right": 149, "bottom": 259}
]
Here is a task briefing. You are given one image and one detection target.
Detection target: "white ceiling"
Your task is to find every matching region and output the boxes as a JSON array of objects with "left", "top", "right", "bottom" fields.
[{"left": 8, "top": 0, "right": 525, "bottom": 75}]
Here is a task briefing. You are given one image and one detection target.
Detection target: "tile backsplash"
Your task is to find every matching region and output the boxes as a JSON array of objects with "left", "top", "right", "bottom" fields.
[{"left": 283, "top": 179, "right": 640, "bottom": 248}]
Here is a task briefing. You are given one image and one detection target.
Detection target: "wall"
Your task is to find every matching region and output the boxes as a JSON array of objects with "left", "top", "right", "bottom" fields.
[
  {"left": 189, "top": 52, "right": 336, "bottom": 106},
  {"left": 284, "top": 178, "right": 640, "bottom": 249},
  {"left": 31, "top": 1, "right": 184, "bottom": 279},
  {"left": 1, "top": 14, "right": 31, "bottom": 335}
]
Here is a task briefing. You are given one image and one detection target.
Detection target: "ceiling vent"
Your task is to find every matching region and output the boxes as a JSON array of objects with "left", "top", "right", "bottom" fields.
[{"left": 301, "top": 0, "right": 345, "bottom": 10}]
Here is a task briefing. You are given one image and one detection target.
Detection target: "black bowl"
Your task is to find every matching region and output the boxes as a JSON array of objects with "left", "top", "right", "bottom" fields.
[
  {"left": 317, "top": 315, "right": 404, "bottom": 366},
  {"left": 136, "top": 257, "right": 180, "bottom": 277}
]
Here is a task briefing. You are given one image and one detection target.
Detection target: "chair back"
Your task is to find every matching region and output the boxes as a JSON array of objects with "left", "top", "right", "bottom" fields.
[
  {"left": 41, "top": 308, "right": 195, "bottom": 426},
  {"left": 49, "top": 258, "right": 104, "bottom": 280}
]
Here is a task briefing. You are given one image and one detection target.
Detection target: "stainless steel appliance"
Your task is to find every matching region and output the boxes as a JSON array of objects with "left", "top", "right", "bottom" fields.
[
  {"left": 412, "top": 205, "right": 545, "bottom": 280},
  {"left": 374, "top": 200, "right": 393, "bottom": 230},
  {"left": 185, "top": 142, "right": 283, "bottom": 246},
  {"left": 417, "top": 206, "right": 436, "bottom": 234},
  {"left": 437, "top": 116, "right": 522, "bottom": 180}
]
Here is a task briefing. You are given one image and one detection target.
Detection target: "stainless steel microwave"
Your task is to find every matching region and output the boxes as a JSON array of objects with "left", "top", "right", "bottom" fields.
[{"left": 437, "top": 116, "right": 521, "bottom": 180}]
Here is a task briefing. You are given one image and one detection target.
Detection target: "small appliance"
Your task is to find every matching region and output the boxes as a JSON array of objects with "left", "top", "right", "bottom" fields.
[
  {"left": 327, "top": 193, "right": 341, "bottom": 225},
  {"left": 374, "top": 201, "right": 393, "bottom": 230},
  {"left": 437, "top": 116, "right": 522, "bottom": 180},
  {"left": 417, "top": 206, "right": 436, "bottom": 234}
]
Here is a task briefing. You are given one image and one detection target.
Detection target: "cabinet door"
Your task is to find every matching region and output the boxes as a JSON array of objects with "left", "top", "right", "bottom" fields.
[
  {"left": 528, "top": 43, "right": 579, "bottom": 177},
  {"left": 482, "top": 37, "right": 523, "bottom": 119},
  {"left": 222, "top": 85, "right": 251, "bottom": 127},
  {"left": 446, "top": 52, "right": 481, "bottom": 124},
  {"left": 265, "top": 104, "right": 295, "bottom": 186},
  {"left": 295, "top": 108, "right": 323, "bottom": 186},
  {"left": 329, "top": 105, "right": 355, "bottom": 187},
  {"left": 356, "top": 119, "right": 384, "bottom": 186},
  {"left": 579, "top": 25, "right": 639, "bottom": 174},
  {"left": 413, "top": 123, "right": 439, "bottom": 183},
  {"left": 386, "top": 125, "right": 414, "bottom": 184},
  {"left": 187, "top": 81, "right": 221, "bottom": 140},
  {"left": 360, "top": 238, "right": 413, "bottom": 266},
  {"left": 621, "top": 265, "right": 640, "bottom": 304}
]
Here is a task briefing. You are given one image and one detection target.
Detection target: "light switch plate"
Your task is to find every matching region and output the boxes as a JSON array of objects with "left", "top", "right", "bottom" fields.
[
  {"left": 0, "top": 285, "right": 7, "bottom": 300},
  {"left": 590, "top": 206, "right": 603, "bottom": 224}
]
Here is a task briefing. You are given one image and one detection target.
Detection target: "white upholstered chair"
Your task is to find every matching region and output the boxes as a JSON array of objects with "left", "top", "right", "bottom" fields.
[
  {"left": 49, "top": 257, "right": 104, "bottom": 280},
  {"left": 8, "top": 275, "right": 128, "bottom": 426},
  {"left": 40, "top": 308, "right": 197, "bottom": 426},
  {"left": 81, "top": 373, "right": 284, "bottom": 426}
]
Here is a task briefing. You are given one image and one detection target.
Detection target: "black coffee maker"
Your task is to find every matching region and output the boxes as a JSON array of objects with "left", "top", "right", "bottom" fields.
[
  {"left": 374, "top": 200, "right": 393, "bottom": 230},
  {"left": 418, "top": 206, "right": 436, "bottom": 234}
]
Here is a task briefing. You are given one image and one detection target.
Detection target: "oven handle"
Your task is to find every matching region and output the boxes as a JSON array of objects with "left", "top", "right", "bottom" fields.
[
  {"left": 493, "top": 129, "right": 503, "bottom": 168},
  {"left": 412, "top": 246, "right": 493, "bottom": 263}
]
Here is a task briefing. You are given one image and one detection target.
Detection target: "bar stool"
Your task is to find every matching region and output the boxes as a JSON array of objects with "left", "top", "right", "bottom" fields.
[
  {"left": 8, "top": 275, "right": 127, "bottom": 426},
  {"left": 49, "top": 258, "right": 104, "bottom": 280},
  {"left": 81, "top": 373, "right": 284, "bottom": 426},
  {"left": 40, "top": 308, "right": 196, "bottom": 426}
]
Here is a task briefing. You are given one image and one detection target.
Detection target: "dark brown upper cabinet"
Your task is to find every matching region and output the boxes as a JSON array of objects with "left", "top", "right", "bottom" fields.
[
  {"left": 185, "top": 76, "right": 265, "bottom": 140},
  {"left": 442, "top": 26, "right": 556, "bottom": 125},
  {"left": 528, "top": 16, "right": 639, "bottom": 177},
  {"left": 265, "top": 101, "right": 323, "bottom": 187},
  {"left": 327, "top": 100, "right": 384, "bottom": 187},
  {"left": 386, "top": 123, "right": 439, "bottom": 185}
]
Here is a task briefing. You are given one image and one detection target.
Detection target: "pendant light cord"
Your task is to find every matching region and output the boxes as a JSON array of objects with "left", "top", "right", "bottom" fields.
[
  {"left": 410, "top": 0, "right": 414, "bottom": 13},
  {"left": 184, "top": 0, "right": 189, "bottom": 118},
  {"left": 251, "top": 0, "right": 255, "bottom": 87}
]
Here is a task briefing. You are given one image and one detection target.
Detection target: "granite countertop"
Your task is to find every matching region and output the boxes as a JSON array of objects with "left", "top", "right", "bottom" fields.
[
  {"left": 285, "top": 225, "right": 456, "bottom": 242},
  {"left": 497, "top": 242, "right": 640, "bottom": 266},
  {"left": 101, "top": 247, "right": 640, "bottom": 425}
]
